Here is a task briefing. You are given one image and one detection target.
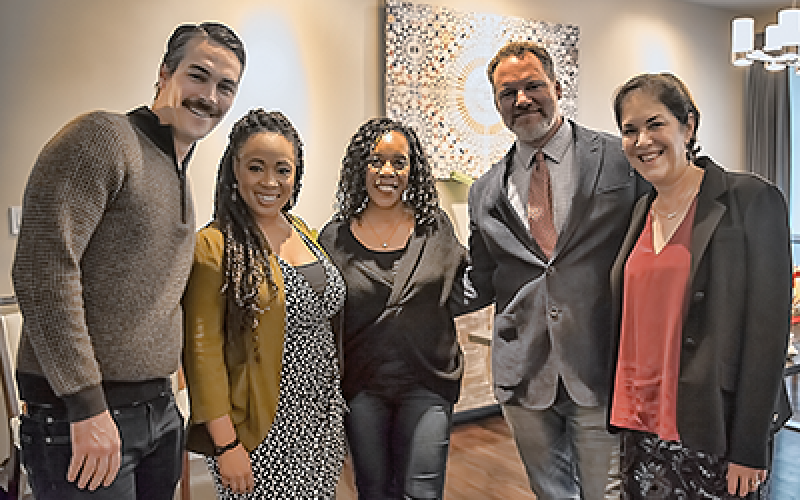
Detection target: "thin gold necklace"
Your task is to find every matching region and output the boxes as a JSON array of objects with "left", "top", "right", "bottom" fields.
[
  {"left": 363, "top": 214, "right": 404, "bottom": 248},
  {"left": 651, "top": 194, "right": 695, "bottom": 220},
  {"left": 651, "top": 168, "right": 701, "bottom": 220}
]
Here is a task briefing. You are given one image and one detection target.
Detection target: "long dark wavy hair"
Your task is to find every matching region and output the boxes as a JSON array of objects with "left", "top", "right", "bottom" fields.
[
  {"left": 213, "top": 108, "right": 304, "bottom": 338},
  {"left": 332, "top": 117, "right": 439, "bottom": 229}
]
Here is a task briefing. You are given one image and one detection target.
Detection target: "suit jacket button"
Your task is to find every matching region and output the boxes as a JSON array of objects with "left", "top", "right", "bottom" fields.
[
  {"left": 549, "top": 307, "right": 559, "bottom": 319},
  {"left": 685, "top": 337, "right": 696, "bottom": 347},
  {"left": 546, "top": 266, "right": 555, "bottom": 275},
  {"left": 693, "top": 291, "right": 705, "bottom": 301}
]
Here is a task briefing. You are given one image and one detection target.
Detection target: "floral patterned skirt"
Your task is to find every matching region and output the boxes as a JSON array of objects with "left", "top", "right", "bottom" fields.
[{"left": 621, "top": 431, "right": 766, "bottom": 499}]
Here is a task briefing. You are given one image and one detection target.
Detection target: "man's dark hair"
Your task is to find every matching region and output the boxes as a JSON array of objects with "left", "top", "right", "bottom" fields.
[
  {"left": 487, "top": 41, "right": 556, "bottom": 89},
  {"left": 160, "top": 22, "right": 246, "bottom": 76}
]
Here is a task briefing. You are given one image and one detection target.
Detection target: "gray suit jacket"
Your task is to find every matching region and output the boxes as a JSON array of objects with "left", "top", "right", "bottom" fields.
[{"left": 460, "top": 120, "right": 649, "bottom": 409}]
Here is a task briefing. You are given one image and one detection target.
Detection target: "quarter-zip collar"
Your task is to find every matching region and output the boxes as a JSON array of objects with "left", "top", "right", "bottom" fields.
[{"left": 127, "top": 106, "right": 195, "bottom": 223}]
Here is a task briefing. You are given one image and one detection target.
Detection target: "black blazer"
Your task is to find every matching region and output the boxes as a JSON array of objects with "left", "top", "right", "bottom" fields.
[{"left": 609, "top": 157, "right": 792, "bottom": 469}]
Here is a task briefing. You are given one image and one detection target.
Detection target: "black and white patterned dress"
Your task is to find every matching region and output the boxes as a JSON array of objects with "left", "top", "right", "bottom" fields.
[{"left": 207, "top": 237, "right": 347, "bottom": 499}]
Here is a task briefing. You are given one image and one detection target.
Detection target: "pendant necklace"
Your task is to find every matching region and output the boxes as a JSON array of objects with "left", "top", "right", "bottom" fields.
[
  {"left": 651, "top": 168, "right": 701, "bottom": 220},
  {"left": 651, "top": 204, "right": 685, "bottom": 220},
  {"left": 363, "top": 215, "right": 404, "bottom": 248},
  {"left": 651, "top": 186, "right": 699, "bottom": 220}
]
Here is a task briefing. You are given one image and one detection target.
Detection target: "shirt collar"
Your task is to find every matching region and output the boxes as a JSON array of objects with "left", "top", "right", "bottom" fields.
[
  {"left": 514, "top": 119, "right": 573, "bottom": 168},
  {"left": 127, "top": 106, "right": 195, "bottom": 171}
]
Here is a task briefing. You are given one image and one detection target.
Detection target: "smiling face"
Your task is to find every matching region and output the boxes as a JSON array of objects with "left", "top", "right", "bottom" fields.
[
  {"left": 618, "top": 89, "right": 695, "bottom": 187},
  {"left": 492, "top": 53, "right": 563, "bottom": 147},
  {"left": 152, "top": 36, "right": 242, "bottom": 160},
  {"left": 233, "top": 131, "right": 296, "bottom": 224},
  {"left": 365, "top": 130, "right": 411, "bottom": 210}
]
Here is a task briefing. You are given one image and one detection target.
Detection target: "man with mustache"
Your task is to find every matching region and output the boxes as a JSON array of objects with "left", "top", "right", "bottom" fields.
[
  {"left": 458, "top": 41, "right": 648, "bottom": 499},
  {"left": 11, "top": 22, "right": 245, "bottom": 500}
]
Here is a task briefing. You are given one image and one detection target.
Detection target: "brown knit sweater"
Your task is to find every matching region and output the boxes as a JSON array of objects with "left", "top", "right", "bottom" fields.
[{"left": 12, "top": 109, "right": 195, "bottom": 421}]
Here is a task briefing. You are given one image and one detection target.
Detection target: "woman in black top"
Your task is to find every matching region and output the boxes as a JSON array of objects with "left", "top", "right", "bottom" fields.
[{"left": 319, "top": 117, "right": 471, "bottom": 499}]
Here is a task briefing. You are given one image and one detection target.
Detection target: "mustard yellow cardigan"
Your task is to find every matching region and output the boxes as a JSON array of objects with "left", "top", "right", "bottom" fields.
[{"left": 182, "top": 216, "right": 319, "bottom": 454}]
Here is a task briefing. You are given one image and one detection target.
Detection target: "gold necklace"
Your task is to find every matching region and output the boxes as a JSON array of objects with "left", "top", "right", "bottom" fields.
[
  {"left": 651, "top": 198, "right": 693, "bottom": 220},
  {"left": 363, "top": 215, "right": 404, "bottom": 248},
  {"left": 651, "top": 168, "right": 702, "bottom": 220}
]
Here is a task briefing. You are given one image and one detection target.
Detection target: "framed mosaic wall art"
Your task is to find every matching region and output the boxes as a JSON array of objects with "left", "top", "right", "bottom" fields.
[{"left": 385, "top": 0, "right": 580, "bottom": 179}]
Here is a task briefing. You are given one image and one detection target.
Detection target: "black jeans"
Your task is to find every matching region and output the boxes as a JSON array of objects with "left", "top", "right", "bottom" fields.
[
  {"left": 19, "top": 391, "right": 183, "bottom": 500},
  {"left": 346, "top": 386, "right": 453, "bottom": 500}
]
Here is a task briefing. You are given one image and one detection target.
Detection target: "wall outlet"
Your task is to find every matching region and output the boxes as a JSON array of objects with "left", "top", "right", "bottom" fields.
[{"left": 9, "top": 206, "right": 21, "bottom": 236}]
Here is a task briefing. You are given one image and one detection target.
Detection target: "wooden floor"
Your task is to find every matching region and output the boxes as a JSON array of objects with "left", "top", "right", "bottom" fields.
[
  {"left": 336, "top": 413, "right": 800, "bottom": 500},
  {"left": 336, "top": 414, "right": 536, "bottom": 500},
  {"left": 184, "top": 390, "right": 800, "bottom": 499}
]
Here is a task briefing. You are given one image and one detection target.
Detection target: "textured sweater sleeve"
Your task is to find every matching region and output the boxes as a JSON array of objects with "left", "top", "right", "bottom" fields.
[{"left": 12, "top": 112, "right": 129, "bottom": 418}]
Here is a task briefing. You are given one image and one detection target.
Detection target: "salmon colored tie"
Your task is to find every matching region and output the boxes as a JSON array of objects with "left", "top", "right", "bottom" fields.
[{"left": 527, "top": 149, "right": 556, "bottom": 258}]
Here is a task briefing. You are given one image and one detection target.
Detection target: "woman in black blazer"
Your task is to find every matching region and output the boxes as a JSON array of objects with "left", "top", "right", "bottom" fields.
[{"left": 608, "top": 73, "right": 792, "bottom": 498}]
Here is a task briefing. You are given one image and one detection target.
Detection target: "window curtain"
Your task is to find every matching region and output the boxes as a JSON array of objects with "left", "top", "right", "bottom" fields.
[{"left": 744, "top": 35, "right": 791, "bottom": 197}]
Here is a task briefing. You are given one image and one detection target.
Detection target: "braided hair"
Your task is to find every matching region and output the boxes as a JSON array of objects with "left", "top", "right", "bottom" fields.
[
  {"left": 213, "top": 109, "right": 304, "bottom": 338},
  {"left": 333, "top": 117, "right": 439, "bottom": 229}
]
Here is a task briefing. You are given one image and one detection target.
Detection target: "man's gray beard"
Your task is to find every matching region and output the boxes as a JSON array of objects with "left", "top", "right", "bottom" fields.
[{"left": 512, "top": 113, "right": 558, "bottom": 144}]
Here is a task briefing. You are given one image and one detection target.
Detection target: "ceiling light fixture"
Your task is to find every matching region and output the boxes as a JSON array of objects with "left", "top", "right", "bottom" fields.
[{"left": 732, "top": 2, "right": 800, "bottom": 73}]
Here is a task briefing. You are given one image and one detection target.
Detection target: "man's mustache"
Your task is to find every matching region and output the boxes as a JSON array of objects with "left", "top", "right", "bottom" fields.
[{"left": 182, "top": 97, "right": 222, "bottom": 118}]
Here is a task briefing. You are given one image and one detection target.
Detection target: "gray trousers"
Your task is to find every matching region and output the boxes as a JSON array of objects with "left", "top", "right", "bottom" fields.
[{"left": 502, "top": 383, "right": 620, "bottom": 500}]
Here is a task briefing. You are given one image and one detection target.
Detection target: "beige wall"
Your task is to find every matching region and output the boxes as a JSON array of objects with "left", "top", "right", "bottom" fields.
[{"left": 0, "top": 0, "right": 753, "bottom": 296}]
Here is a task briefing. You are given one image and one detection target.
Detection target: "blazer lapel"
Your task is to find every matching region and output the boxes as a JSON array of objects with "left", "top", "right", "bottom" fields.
[
  {"left": 611, "top": 161, "right": 727, "bottom": 297},
  {"left": 610, "top": 193, "right": 650, "bottom": 301},
  {"left": 689, "top": 162, "right": 726, "bottom": 283},
  {"left": 485, "top": 149, "right": 549, "bottom": 262},
  {"left": 554, "top": 124, "right": 603, "bottom": 257}
]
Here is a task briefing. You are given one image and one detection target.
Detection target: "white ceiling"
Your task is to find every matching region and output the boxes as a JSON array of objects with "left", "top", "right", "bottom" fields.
[{"left": 680, "top": 0, "right": 793, "bottom": 7}]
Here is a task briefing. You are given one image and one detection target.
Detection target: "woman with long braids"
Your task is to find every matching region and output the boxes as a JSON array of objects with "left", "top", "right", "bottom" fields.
[
  {"left": 319, "top": 117, "right": 472, "bottom": 499},
  {"left": 182, "top": 109, "right": 347, "bottom": 498}
]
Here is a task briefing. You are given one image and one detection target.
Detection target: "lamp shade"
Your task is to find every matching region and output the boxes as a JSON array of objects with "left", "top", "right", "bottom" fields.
[
  {"left": 732, "top": 18, "right": 754, "bottom": 52},
  {"left": 779, "top": 8, "right": 800, "bottom": 47},
  {"left": 765, "top": 24, "right": 784, "bottom": 52}
]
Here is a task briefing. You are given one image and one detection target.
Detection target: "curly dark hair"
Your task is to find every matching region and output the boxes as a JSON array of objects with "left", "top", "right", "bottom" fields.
[
  {"left": 613, "top": 72, "right": 701, "bottom": 162},
  {"left": 212, "top": 108, "right": 305, "bottom": 338},
  {"left": 332, "top": 117, "right": 439, "bottom": 229}
]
